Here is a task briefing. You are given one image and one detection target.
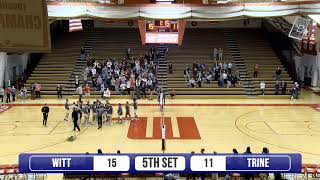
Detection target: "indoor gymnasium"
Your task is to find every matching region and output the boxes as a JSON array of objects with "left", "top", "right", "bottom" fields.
[{"left": 0, "top": 0, "right": 320, "bottom": 179}]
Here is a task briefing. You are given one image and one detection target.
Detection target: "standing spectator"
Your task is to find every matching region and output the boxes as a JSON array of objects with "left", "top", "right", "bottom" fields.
[
  {"left": 275, "top": 80, "right": 280, "bottom": 95},
  {"left": 11, "top": 86, "right": 16, "bottom": 102},
  {"left": 291, "top": 82, "right": 299, "bottom": 100},
  {"left": 30, "top": 83, "right": 35, "bottom": 100},
  {"left": 218, "top": 48, "right": 223, "bottom": 61},
  {"left": 168, "top": 63, "right": 173, "bottom": 74},
  {"left": 275, "top": 67, "right": 281, "bottom": 81},
  {"left": 41, "top": 104, "right": 49, "bottom": 127},
  {"left": 253, "top": 64, "right": 259, "bottom": 78},
  {"left": 222, "top": 71, "right": 228, "bottom": 85},
  {"left": 35, "top": 83, "right": 41, "bottom": 99},
  {"left": 126, "top": 47, "right": 131, "bottom": 59},
  {"left": 76, "top": 85, "right": 83, "bottom": 102},
  {"left": 80, "top": 47, "right": 85, "bottom": 61},
  {"left": 184, "top": 66, "right": 190, "bottom": 82},
  {"left": 213, "top": 48, "right": 218, "bottom": 61},
  {"left": 72, "top": 108, "right": 80, "bottom": 132},
  {"left": 83, "top": 71, "right": 88, "bottom": 86},
  {"left": 197, "top": 73, "right": 202, "bottom": 88},
  {"left": 260, "top": 81, "right": 265, "bottom": 95},
  {"left": 126, "top": 80, "right": 131, "bottom": 96},
  {"left": 6, "top": 86, "right": 11, "bottom": 103},
  {"left": 120, "top": 83, "right": 126, "bottom": 95},
  {"left": 20, "top": 87, "right": 27, "bottom": 102},
  {"left": 0, "top": 87, "right": 4, "bottom": 102},
  {"left": 281, "top": 80, "right": 287, "bottom": 95},
  {"left": 117, "top": 103, "right": 123, "bottom": 124},
  {"left": 56, "top": 85, "right": 62, "bottom": 99},
  {"left": 227, "top": 62, "right": 233, "bottom": 74},
  {"left": 75, "top": 75, "right": 79, "bottom": 88}
]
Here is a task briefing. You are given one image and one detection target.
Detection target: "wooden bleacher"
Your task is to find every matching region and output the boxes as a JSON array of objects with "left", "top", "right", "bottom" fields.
[
  {"left": 233, "top": 29, "right": 293, "bottom": 97},
  {"left": 25, "top": 31, "right": 89, "bottom": 98},
  {"left": 167, "top": 29, "right": 246, "bottom": 98}
]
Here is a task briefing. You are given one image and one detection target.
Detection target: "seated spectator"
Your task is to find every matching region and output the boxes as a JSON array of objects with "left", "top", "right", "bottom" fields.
[{"left": 189, "top": 78, "right": 196, "bottom": 88}]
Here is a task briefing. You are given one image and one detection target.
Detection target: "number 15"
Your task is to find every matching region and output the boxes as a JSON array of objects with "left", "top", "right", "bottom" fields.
[{"left": 107, "top": 158, "right": 117, "bottom": 167}]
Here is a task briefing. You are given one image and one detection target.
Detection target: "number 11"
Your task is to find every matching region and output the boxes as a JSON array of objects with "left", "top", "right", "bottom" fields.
[{"left": 204, "top": 158, "right": 213, "bottom": 167}]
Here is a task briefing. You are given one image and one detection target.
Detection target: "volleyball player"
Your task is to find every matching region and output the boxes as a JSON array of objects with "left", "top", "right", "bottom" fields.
[
  {"left": 83, "top": 102, "right": 90, "bottom": 127},
  {"left": 117, "top": 103, "right": 123, "bottom": 124},
  {"left": 107, "top": 103, "right": 113, "bottom": 126},
  {"left": 92, "top": 101, "right": 98, "bottom": 125},
  {"left": 125, "top": 101, "right": 131, "bottom": 120}
]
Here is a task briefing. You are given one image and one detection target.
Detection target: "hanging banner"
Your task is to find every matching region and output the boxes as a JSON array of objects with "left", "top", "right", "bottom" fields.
[{"left": 0, "top": 0, "right": 51, "bottom": 53}]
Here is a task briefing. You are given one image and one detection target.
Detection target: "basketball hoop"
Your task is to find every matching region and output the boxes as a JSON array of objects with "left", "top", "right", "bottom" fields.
[{"left": 288, "top": 17, "right": 311, "bottom": 41}]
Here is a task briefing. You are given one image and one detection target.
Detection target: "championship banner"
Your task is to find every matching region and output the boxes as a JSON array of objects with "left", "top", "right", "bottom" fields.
[{"left": 0, "top": 0, "right": 51, "bottom": 53}]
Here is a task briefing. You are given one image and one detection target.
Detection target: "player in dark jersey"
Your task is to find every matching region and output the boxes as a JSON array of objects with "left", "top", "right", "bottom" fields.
[
  {"left": 117, "top": 103, "right": 123, "bottom": 124},
  {"left": 125, "top": 101, "right": 131, "bottom": 120}
]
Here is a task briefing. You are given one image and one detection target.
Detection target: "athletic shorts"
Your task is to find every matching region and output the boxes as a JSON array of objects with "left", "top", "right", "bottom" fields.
[
  {"left": 134, "top": 109, "right": 137, "bottom": 114},
  {"left": 85, "top": 93, "right": 90, "bottom": 97}
]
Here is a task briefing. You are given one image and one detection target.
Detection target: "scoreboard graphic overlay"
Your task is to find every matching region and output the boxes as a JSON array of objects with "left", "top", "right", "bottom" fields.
[{"left": 19, "top": 153, "right": 301, "bottom": 174}]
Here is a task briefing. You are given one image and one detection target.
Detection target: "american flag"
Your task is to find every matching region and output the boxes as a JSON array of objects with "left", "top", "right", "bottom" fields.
[{"left": 69, "top": 19, "right": 83, "bottom": 32}]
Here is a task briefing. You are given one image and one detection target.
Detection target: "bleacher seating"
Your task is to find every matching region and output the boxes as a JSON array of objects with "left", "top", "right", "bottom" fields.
[
  {"left": 75, "top": 28, "right": 155, "bottom": 99},
  {"left": 167, "top": 29, "right": 246, "bottom": 98},
  {"left": 233, "top": 29, "right": 293, "bottom": 97},
  {"left": 25, "top": 31, "right": 88, "bottom": 98}
]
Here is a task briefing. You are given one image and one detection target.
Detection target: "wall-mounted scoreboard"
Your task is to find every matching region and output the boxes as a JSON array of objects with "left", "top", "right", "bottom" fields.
[{"left": 146, "top": 20, "right": 179, "bottom": 33}]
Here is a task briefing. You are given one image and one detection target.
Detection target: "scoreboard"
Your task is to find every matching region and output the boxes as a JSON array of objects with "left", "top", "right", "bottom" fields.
[
  {"left": 144, "top": 20, "right": 179, "bottom": 44},
  {"left": 146, "top": 20, "right": 179, "bottom": 33},
  {"left": 19, "top": 153, "right": 302, "bottom": 174}
]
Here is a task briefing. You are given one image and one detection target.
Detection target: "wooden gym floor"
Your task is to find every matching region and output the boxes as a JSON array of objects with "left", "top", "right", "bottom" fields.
[{"left": 0, "top": 90, "right": 320, "bottom": 167}]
